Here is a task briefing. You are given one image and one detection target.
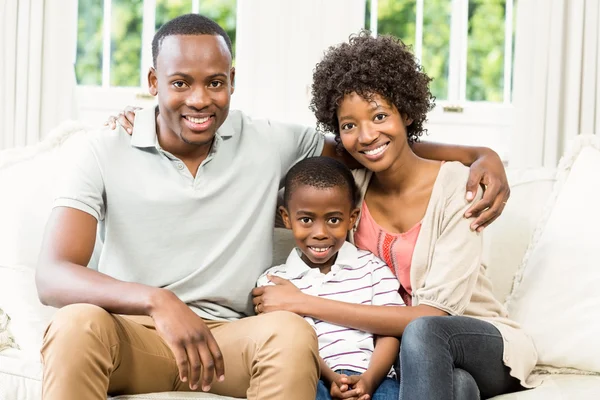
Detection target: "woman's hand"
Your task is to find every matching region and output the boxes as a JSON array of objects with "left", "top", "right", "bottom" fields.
[
  {"left": 104, "top": 106, "right": 142, "bottom": 134},
  {"left": 464, "top": 149, "right": 510, "bottom": 232},
  {"left": 251, "top": 275, "right": 307, "bottom": 315}
]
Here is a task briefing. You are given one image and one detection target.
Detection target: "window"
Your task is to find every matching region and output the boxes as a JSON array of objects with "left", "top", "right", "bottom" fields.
[
  {"left": 75, "top": 0, "right": 237, "bottom": 88},
  {"left": 365, "top": 0, "right": 517, "bottom": 160},
  {"left": 366, "top": 0, "right": 515, "bottom": 104}
]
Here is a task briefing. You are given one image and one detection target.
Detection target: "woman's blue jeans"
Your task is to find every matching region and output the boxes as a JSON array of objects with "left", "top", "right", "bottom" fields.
[
  {"left": 316, "top": 369, "right": 399, "bottom": 400},
  {"left": 399, "top": 316, "right": 523, "bottom": 400}
]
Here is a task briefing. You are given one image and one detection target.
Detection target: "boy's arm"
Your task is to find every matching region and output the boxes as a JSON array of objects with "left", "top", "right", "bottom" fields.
[
  {"left": 319, "top": 357, "right": 338, "bottom": 383},
  {"left": 360, "top": 336, "right": 400, "bottom": 391}
]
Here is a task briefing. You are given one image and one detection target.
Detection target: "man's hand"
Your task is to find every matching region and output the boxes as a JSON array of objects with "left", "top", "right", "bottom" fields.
[
  {"left": 252, "top": 275, "right": 306, "bottom": 315},
  {"left": 149, "top": 289, "right": 225, "bottom": 392},
  {"left": 465, "top": 149, "right": 510, "bottom": 232},
  {"left": 104, "top": 106, "right": 141, "bottom": 134}
]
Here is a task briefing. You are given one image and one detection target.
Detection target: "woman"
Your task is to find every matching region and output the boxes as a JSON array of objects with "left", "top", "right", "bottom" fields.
[{"left": 252, "top": 32, "right": 538, "bottom": 399}]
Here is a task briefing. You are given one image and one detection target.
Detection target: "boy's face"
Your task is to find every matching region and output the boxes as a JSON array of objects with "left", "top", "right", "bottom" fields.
[
  {"left": 280, "top": 185, "right": 359, "bottom": 272},
  {"left": 149, "top": 34, "right": 235, "bottom": 149}
]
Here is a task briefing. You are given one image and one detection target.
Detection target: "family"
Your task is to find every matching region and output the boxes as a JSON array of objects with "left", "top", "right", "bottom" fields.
[{"left": 35, "top": 13, "right": 537, "bottom": 400}]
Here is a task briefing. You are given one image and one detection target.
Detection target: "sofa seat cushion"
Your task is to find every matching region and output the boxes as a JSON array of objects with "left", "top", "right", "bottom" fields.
[{"left": 491, "top": 374, "right": 600, "bottom": 399}]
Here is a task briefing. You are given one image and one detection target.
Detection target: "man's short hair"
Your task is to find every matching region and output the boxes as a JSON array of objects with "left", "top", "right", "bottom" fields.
[
  {"left": 283, "top": 157, "right": 359, "bottom": 209},
  {"left": 152, "top": 13, "right": 233, "bottom": 67}
]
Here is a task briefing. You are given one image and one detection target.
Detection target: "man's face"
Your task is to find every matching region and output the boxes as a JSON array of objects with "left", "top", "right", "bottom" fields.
[{"left": 149, "top": 34, "right": 235, "bottom": 148}]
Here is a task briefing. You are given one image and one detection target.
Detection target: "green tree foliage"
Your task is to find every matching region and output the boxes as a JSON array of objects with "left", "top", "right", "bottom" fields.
[
  {"left": 75, "top": 0, "right": 237, "bottom": 88},
  {"left": 111, "top": 0, "right": 143, "bottom": 87},
  {"left": 369, "top": 0, "right": 511, "bottom": 103},
  {"left": 155, "top": 0, "right": 193, "bottom": 31},
  {"left": 198, "top": 0, "right": 237, "bottom": 59},
  {"left": 75, "top": 0, "right": 104, "bottom": 86},
  {"left": 467, "top": 0, "right": 506, "bottom": 101}
]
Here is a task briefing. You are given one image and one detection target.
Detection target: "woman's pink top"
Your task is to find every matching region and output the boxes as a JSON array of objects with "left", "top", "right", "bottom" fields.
[{"left": 354, "top": 201, "right": 421, "bottom": 305}]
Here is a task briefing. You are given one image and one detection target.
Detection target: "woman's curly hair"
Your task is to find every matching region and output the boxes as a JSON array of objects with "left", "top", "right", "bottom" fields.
[{"left": 310, "top": 31, "right": 435, "bottom": 146}]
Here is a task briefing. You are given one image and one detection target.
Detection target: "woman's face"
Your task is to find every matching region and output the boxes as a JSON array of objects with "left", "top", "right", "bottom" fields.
[{"left": 336, "top": 92, "right": 411, "bottom": 173}]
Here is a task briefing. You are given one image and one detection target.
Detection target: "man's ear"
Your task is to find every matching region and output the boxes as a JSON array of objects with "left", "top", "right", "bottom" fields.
[
  {"left": 279, "top": 206, "right": 292, "bottom": 229},
  {"left": 349, "top": 207, "right": 360, "bottom": 230},
  {"left": 230, "top": 67, "right": 236, "bottom": 95},
  {"left": 148, "top": 67, "right": 158, "bottom": 96}
]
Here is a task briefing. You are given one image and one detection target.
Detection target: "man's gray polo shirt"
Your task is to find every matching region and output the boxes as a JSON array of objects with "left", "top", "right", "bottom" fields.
[{"left": 54, "top": 107, "right": 324, "bottom": 320}]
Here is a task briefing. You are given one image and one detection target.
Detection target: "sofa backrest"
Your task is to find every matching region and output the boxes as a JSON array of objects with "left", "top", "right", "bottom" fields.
[
  {"left": 0, "top": 123, "right": 557, "bottom": 305},
  {"left": 482, "top": 169, "right": 556, "bottom": 303}
]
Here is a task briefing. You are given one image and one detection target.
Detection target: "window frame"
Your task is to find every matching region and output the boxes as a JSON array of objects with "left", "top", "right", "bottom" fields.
[{"left": 368, "top": 0, "right": 515, "bottom": 130}]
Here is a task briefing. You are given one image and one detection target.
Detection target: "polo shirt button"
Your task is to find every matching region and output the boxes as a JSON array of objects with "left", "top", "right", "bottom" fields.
[{"left": 176, "top": 163, "right": 184, "bottom": 170}]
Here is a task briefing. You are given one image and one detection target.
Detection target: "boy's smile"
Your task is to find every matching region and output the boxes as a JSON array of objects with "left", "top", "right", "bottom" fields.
[{"left": 280, "top": 185, "right": 359, "bottom": 274}]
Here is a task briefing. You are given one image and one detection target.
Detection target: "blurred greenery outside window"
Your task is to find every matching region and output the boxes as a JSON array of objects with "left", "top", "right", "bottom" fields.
[
  {"left": 76, "top": 0, "right": 237, "bottom": 88},
  {"left": 365, "top": 0, "right": 516, "bottom": 103}
]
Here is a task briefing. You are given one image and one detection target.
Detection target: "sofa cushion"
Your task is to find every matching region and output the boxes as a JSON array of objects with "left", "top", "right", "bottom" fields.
[
  {"left": 507, "top": 135, "right": 600, "bottom": 373},
  {"left": 482, "top": 168, "right": 556, "bottom": 303},
  {"left": 0, "top": 308, "right": 18, "bottom": 351},
  {"left": 0, "top": 266, "right": 57, "bottom": 355}
]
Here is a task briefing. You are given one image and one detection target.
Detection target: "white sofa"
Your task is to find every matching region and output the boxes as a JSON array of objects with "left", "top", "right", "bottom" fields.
[{"left": 1, "top": 123, "right": 599, "bottom": 400}]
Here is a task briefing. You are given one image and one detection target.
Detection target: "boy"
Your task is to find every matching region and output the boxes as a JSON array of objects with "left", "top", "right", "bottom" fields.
[{"left": 257, "top": 157, "right": 404, "bottom": 400}]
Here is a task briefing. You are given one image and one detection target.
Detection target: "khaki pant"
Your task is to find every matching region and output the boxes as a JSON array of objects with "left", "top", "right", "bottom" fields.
[{"left": 41, "top": 304, "right": 319, "bottom": 400}]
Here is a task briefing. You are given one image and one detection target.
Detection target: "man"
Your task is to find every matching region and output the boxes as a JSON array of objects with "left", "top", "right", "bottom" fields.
[{"left": 37, "top": 14, "right": 508, "bottom": 400}]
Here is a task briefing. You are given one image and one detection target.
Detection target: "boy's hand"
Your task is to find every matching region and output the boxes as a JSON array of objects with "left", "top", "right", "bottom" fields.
[
  {"left": 342, "top": 374, "right": 374, "bottom": 400},
  {"left": 104, "top": 106, "right": 141, "bottom": 134},
  {"left": 329, "top": 373, "right": 369, "bottom": 400}
]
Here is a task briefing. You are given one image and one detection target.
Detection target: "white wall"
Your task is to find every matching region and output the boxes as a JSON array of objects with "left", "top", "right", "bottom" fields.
[{"left": 232, "top": 0, "right": 366, "bottom": 126}]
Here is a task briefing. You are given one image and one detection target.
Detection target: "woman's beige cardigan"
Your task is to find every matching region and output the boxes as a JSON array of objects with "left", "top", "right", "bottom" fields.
[{"left": 349, "top": 162, "right": 539, "bottom": 387}]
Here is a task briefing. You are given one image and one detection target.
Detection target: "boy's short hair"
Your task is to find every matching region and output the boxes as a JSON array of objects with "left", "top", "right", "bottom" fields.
[
  {"left": 152, "top": 13, "right": 233, "bottom": 67},
  {"left": 283, "top": 157, "right": 359, "bottom": 209}
]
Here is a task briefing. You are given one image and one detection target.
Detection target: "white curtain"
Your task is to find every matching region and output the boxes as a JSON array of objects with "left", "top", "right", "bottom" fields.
[
  {"left": 232, "top": 0, "right": 366, "bottom": 127},
  {"left": 511, "top": 0, "right": 600, "bottom": 168},
  {"left": 0, "top": 0, "right": 78, "bottom": 151}
]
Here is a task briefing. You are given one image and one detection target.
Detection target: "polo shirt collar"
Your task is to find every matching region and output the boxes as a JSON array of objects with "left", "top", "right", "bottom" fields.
[
  {"left": 130, "top": 107, "right": 237, "bottom": 149},
  {"left": 284, "top": 241, "right": 359, "bottom": 278}
]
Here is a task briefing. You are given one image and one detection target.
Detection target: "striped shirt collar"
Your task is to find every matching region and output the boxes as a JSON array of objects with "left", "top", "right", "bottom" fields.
[{"left": 284, "top": 241, "right": 360, "bottom": 279}]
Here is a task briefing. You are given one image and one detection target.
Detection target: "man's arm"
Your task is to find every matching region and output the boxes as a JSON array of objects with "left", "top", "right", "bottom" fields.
[
  {"left": 36, "top": 208, "right": 225, "bottom": 392},
  {"left": 36, "top": 207, "right": 160, "bottom": 312}
]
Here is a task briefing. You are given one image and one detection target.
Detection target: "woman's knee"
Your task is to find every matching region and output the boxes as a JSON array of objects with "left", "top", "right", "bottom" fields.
[
  {"left": 401, "top": 317, "right": 447, "bottom": 353},
  {"left": 453, "top": 368, "right": 480, "bottom": 400}
]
